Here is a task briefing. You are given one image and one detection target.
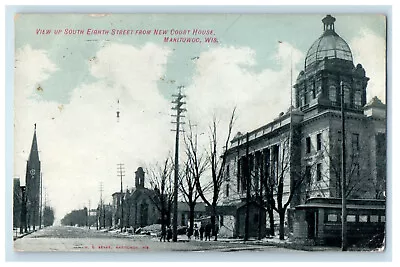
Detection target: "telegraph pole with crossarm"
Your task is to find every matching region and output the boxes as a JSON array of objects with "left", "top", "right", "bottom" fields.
[
  {"left": 117, "top": 163, "right": 125, "bottom": 232},
  {"left": 171, "top": 85, "right": 186, "bottom": 242}
]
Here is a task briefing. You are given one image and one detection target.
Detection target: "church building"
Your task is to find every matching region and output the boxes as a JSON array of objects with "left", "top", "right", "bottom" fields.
[{"left": 25, "top": 124, "right": 42, "bottom": 231}]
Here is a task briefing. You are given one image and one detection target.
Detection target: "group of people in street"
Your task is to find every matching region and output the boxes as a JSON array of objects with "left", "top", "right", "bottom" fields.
[
  {"left": 187, "top": 223, "right": 219, "bottom": 241},
  {"left": 159, "top": 225, "right": 172, "bottom": 242},
  {"left": 159, "top": 222, "right": 219, "bottom": 242}
]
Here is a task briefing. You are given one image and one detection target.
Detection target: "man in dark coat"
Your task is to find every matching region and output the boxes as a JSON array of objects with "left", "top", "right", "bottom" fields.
[
  {"left": 205, "top": 223, "right": 212, "bottom": 241},
  {"left": 160, "top": 225, "right": 166, "bottom": 242},
  {"left": 166, "top": 226, "right": 172, "bottom": 242},
  {"left": 199, "top": 224, "right": 205, "bottom": 241}
]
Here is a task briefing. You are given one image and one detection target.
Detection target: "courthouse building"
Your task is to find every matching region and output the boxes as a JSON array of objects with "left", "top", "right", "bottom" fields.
[{"left": 219, "top": 15, "right": 386, "bottom": 240}]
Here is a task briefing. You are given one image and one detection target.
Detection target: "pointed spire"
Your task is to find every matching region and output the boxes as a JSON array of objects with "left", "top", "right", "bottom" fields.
[{"left": 29, "top": 123, "right": 39, "bottom": 162}]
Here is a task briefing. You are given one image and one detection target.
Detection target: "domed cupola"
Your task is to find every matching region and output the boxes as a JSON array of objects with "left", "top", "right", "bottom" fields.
[
  {"left": 293, "top": 15, "right": 369, "bottom": 114},
  {"left": 305, "top": 15, "right": 353, "bottom": 69}
]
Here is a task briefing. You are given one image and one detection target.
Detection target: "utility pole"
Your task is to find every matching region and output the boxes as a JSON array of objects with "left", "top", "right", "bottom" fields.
[
  {"left": 171, "top": 85, "right": 186, "bottom": 242},
  {"left": 117, "top": 163, "right": 125, "bottom": 232},
  {"left": 244, "top": 132, "right": 250, "bottom": 241},
  {"left": 340, "top": 81, "right": 347, "bottom": 251},
  {"left": 99, "top": 182, "right": 104, "bottom": 229}
]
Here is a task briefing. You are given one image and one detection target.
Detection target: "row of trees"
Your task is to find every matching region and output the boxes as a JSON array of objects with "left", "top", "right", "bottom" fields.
[
  {"left": 143, "top": 109, "right": 236, "bottom": 240},
  {"left": 140, "top": 108, "right": 384, "bottom": 241},
  {"left": 42, "top": 206, "right": 55, "bottom": 227},
  {"left": 144, "top": 108, "right": 303, "bottom": 240}
]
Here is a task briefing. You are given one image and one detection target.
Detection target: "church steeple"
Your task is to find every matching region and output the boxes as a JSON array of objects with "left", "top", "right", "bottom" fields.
[
  {"left": 29, "top": 123, "right": 39, "bottom": 163},
  {"left": 25, "top": 123, "right": 41, "bottom": 230}
]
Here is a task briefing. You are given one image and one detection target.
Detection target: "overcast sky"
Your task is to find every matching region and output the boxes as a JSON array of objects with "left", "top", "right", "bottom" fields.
[{"left": 13, "top": 13, "right": 386, "bottom": 223}]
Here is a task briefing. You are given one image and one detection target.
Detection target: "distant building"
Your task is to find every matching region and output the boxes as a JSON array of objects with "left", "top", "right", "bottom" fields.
[
  {"left": 220, "top": 15, "right": 386, "bottom": 241},
  {"left": 112, "top": 167, "right": 207, "bottom": 231},
  {"left": 13, "top": 178, "right": 21, "bottom": 229},
  {"left": 112, "top": 167, "right": 160, "bottom": 229},
  {"left": 177, "top": 202, "right": 207, "bottom": 226}
]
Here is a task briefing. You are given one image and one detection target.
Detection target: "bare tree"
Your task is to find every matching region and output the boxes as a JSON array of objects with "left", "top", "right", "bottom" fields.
[
  {"left": 179, "top": 122, "right": 210, "bottom": 237},
  {"left": 321, "top": 135, "right": 384, "bottom": 199},
  {"left": 145, "top": 157, "right": 175, "bottom": 233},
  {"left": 263, "top": 135, "right": 318, "bottom": 240},
  {"left": 194, "top": 108, "right": 236, "bottom": 241}
]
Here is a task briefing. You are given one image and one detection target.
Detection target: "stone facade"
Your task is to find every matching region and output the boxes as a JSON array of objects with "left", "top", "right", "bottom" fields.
[{"left": 219, "top": 15, "right": 386, "bottom": 238}]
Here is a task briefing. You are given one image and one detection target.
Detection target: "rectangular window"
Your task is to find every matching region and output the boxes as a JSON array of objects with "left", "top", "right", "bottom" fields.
[
  {"left": 317, "top": 133, "right": 322, "bottom": 151},
  {"left": 327, "top": 214, "right": 337, "bottom": 222},
  {"left": 226, "top": 164, "right": 230, "bottom": 181},
  {"left": 370, "top": 215, "right": 379, "bottom": 222},
  {"left": 306, "top": 137, "right": 311, "bottom": 154},
  {"left": 316, "top": 163, "right": 322, "bottom": 181},
  {"left": 359, "top": 215, "right": 368, "bottom": 222},
  {"left": 381, "top": 216, "right": 386, "bottom": 222},
  {"left": 354, "top": 91, "right": 362, "bottom": 106},
  {"left": 305, "top": 166, "right": 312, "bottom": 184},
  {"left": 347, "top": 215, "right": 356, "bottom": 222},
  {"left": 344, "top": 87, "right": 350, "bottom": 104},
  {"left": 226, "top": 184, "right": 230, "bottom": 197},
  {"left": 352, "top": 133, "right": 360, "bottom": 151},
  {"left": 329, "top": 85, "right": 336, "bottom": 102},
  {"left": 237, "top": 158, "right": 241, "bottom": 193},
  {"left": 312, "top": 81, "right": 316, "bottom": 99}
]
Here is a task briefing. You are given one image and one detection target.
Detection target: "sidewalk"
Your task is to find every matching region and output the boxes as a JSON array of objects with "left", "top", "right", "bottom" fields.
[
  {"left": 13, "top": 228, "right": 38, "bottom": 241},
  {"left": 217, "top": 236, "right": 342, "bottom": 252}
]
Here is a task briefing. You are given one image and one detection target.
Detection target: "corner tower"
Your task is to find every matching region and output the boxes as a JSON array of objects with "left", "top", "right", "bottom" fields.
[{"left": 294, "top": 15, "right": 369, "bottom": 114}]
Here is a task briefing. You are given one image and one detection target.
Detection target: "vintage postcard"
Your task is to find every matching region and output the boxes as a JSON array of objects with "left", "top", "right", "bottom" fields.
[{"left": 12, "top": 12, "right": 387, "bottom": 254}]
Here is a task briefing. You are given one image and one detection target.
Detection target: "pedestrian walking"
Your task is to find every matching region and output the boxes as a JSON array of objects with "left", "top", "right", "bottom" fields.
[
  {"left": 199, "top": 224, "right": 204, "bottom": 241},
  {"left": 194, "top": 225, "right": 199, "bottom": 240},
  {"left": 213, "top": 224, "right": 219, "bottom": 241},
  {"left": 205, "top": 223, "right": 212, "bottom": 241},
  {"left": 186, "top": 227, "right": 193, "bottom": 240},
  {"left": 166, "top": 226, "right": 172, "bottom": 242},
  {"left": 160, "top": 225, "right": 166, "bottom": 242}
]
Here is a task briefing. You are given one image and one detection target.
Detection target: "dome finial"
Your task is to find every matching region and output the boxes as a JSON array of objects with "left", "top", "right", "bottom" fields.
[{"left": 322, "top": 14, "right": 336, "bottom": 31}]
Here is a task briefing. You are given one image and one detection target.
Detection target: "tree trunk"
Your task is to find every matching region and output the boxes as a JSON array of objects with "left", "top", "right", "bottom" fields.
[
  {"left": 189, "top": 203, "right": 195, "bottom": 236},
  {"left": 279, "top": 210, "right": 285, "bottom": 240},
  {"left": 211, "top": 205, "right": 217, "bottom": 241},
  {"left": 267, "top": 207, "right": 275, "bottom": 236}
]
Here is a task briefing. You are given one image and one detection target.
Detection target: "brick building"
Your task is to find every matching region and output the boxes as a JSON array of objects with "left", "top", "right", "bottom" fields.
[{"left": 219, "top": 15, "right": 386, "bottom": 239}]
